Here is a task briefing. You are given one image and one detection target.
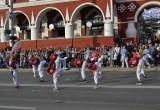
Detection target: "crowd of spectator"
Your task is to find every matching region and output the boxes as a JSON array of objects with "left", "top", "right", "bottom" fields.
[{"left": 0, "top": 38, "right": 160, "bottom": 69}]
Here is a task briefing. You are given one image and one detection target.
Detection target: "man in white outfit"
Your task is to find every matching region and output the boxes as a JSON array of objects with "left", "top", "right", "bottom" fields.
[
  {"left": 38, "top": 57, "right": 47, "bottom": 82},
  {"left": 81, "top": 58, "right": 90, "bottom": 83},
  {"left": 32, "top": 65, "right": 38, "bottom": 77},
  {"left": 29, "top": 54, "right": 39, "bottom": 78},
  {"left": 93, "top": 59, "right": 100, "bottom": 89},
  {"left": 9, "top": 57, "right": 19, "bottom": 88},
  {"left": 53, "top": 56, "right": 70, "bottom": 90},
  {"left": 136, "top": 54, "right": 153, "bottom": 85},
  {"left": 98, "top": 55, "right": 103, "bottom": 77},
  {"left": 88, "top": 58, "right": 100, "bottom": 89}
]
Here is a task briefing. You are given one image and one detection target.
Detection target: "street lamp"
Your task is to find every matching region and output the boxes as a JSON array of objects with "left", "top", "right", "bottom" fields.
[
  {"left": 86, "top": 21, "right": 92, "bottom": 36},
  {"left": 49, "top": 24, "right": 55, "bottom": 30},
  {"left": 15, "top": 26, "right": 20, "bottom": 32},
  {"left": 86, "top": 21, "right": 92, "bottom": 28}
]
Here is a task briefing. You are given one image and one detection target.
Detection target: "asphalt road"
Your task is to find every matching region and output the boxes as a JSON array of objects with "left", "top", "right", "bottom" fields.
[{"left": 0, "top": 68, "right": 160, "bottom": 110}]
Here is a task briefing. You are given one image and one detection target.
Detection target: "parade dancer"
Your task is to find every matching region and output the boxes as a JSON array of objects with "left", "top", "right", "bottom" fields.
[
  {"left": 51, "top": 55, "right": 70, "bottom": 91},
  {"left": 79, "top": 58, "right": 89, "bottom": 83},
  {"left": 29, "top": 54, "right": 40, "bottom": 78},
  {"left": 136, "top": 54, "right": 154, "bottom": 85},
  {"left": 32, "top": 65, "right": 38, "bottom": 78},
  {"left": 88, "top": 58, "right": 100, "bottom": 89},
  {"left": 81, "top": 59, "right": 88, "bottom": 83},
  {"left": 8, "top": 57, "right": 20, "bottom": 88},
  {"left": 98, "top": 55, "right": 103, "bottom": 77},
  {"left": 38, "top": 56, "right": 47, "bottom": 82}
]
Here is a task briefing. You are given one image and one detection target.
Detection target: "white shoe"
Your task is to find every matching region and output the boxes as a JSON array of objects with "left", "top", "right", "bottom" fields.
[
  {"left": 53, "top": 88, "right": 58, "bottom": 91},
  {"left": 136, "top": 82, "right": 142, "bottom": 85},
  {"left": 93, "top": 85, "right": 100, "bottom": 89},
  {"left": 98, "top": 74, "right": 102, "bottom": 78}
]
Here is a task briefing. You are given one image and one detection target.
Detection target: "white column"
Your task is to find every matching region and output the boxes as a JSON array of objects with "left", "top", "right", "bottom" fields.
[
  {"left": 41, "top": 16, "right": 48, "bottom": 39},
  {"left": 31, "top": 26, "right": 38, "bottom": 40},
  {"left": 0, "top": 28, "right": 6, "bottom": 42},
  {"left": 158, "top": 30, "right": 160, "bottom": 36},
  {"left": 126, "top": 21, "right": 137, "bottom": 38},
  {"left": 65, "top": 23, "right": 73, "bottom": 39},
  {"left": 23, "top": 31, "right": 27, "bottom": 40},
  {"left": 104, "top": 21, "right": 113, "bottom": 36}
]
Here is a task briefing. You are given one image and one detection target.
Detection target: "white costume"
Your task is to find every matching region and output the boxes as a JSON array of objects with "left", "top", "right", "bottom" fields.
[
  {"left": 81, "top": 60, "right": 88, "bottom": 80},
  {"left": 9, "top": 61, "right": 19, "bottom": 87},
  {"left": 98, "top": 55, "right": 103, "bottom": 76},
  {"left": 12, "top": 64, "right": 19, "bottom": 87},
  {"left": 93, "top": 62, "right": 99, "bottom": 86},
  {"left": 136, "top": 54, "right": 152, "bottom": 82},
  {"left": 53, "top": 56, "right": 66, "bottom": 90},
  {"left": 38, "top": 60, "right": 47, "bottom": 79},
  {"left": 28, "top": 55, "right": 39, "bottom": 78},
  {"left": 32, "top": 65, "right": 39, "bottom": 77}
]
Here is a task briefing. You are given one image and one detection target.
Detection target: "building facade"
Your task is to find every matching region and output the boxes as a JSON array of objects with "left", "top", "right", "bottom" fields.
[{"left": 0, "top": 0, "right": 159, "bottom": 49}]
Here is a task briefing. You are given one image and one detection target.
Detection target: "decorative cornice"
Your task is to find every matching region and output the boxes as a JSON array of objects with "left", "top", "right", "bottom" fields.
[
  {"left": 115, "top": 0, "right": 143, "bottom": 3},
  {"left": 0, "top": 0, "right": 79, "bottom": 9}
]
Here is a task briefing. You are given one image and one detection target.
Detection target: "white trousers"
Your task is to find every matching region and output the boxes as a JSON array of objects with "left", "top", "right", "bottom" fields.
[
  {"left": 53, "top": 68, "right": 64, "bottom": 89},
  {"left": 32, "top": 65, "right": 38, "bottom": 76},
  {"left": 38, "top": 68, "right": 44, "bottom": 78},
  {"left": 12, "top": 69, "right": 19, "bottom": 86},
  {"left": 136, "top": 60, "right": 145, "bottom": 81},
  {"left": 94, "top": 71, "right": 99, "bottom": 85},
  {"left": 81, "top": 68, "right": 86, "bottom": 80},
  {"left": 98, "top": 63, "right": 102, "bottom": 75}
]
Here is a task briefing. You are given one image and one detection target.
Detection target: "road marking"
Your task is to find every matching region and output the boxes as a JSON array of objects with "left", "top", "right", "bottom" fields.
[
  {"left": 0, "top": 83, "right": 160, "bottom": 89},
  {"left": 0, "top": 105, "right": 36, "bottom": 110}
]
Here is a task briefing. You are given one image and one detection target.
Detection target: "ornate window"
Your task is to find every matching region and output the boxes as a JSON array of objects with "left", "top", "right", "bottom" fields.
[{"left": 118, "top": 4, "right": 126, "bottom": 13}]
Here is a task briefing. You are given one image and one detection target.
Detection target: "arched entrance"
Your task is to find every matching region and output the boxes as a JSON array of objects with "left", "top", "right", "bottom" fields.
[
  {"left": 15, "top": 12, "right": 30, "bottom": 40},
  {"left": 36, "top": 8, "right": 65, "bottom": 39},
  {"left": 136, "top": 4, "right": 160, "bottom": 44},
  {"left": 71, "top": 3, "right": 105, "bottom": 37},
  {"left": 4, "top": 11, "right": 30, "bottom": 40}
]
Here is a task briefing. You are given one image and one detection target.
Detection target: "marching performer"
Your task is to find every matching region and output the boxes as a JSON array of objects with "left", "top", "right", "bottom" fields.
[
  {"left": 29, "top": 54, "right": 40, "bottom": 78},
  {"left": 38, "top": 56, "right": 47, "bottom": 82},
  {"left": 74, "top": 57, "right": 86, "bottom": 82},
  {"left": 135, "top": 53, "right": 154, "bottom": 85},
  {"left": 48, "top": 55, "right": 70, "bottom": 91},
  {"left": 81, "top": 58, "right": 88, "bottom": 83},
  {"left": 88, "top": 57, "right": 100, "bottom": 89},
  {"left": 8, "top": 57, "right": 20, "bottom": 88},
  {"left": 98, "top": 55, "right": 103, "bottom": 77}
]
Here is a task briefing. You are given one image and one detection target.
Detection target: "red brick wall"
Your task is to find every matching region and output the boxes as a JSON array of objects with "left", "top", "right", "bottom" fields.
[
  {"left": 37, "top": 37, "right": 114, "bottom": 49},
  {"left": 0, "top": 37, "right": 115, "bottom": 50},
  {"left": 0, "top": 42, "right": 9, "bottom": 50}
]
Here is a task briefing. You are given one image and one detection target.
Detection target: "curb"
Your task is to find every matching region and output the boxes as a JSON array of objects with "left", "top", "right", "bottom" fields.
[{"left": 0, "top": 67, "right": 160, "bottom": 72}]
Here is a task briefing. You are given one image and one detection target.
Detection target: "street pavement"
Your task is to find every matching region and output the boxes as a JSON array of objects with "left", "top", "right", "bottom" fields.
[{"left": 0, "top": 67, "right": 160, "bottom": 110}]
